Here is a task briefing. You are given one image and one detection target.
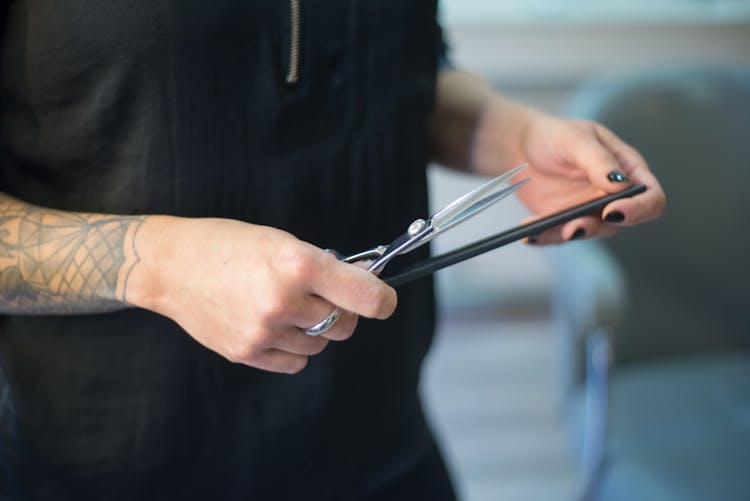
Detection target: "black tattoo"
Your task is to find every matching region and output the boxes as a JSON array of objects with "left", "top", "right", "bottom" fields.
[{"left": 0, "top": 194, "right": 145, "bottom": 314}]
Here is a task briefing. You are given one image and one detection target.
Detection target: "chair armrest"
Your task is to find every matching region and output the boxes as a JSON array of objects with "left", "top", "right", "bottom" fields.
[{"left": 549, "top": 241, "right": 626, "bottom": 399}]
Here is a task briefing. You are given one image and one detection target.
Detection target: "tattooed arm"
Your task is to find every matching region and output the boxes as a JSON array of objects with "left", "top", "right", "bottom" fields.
[
  {"left": 0, "top": 192, "right": 155, "bottom": 314},
  {"left": 0, "top": 191, "right": 396, "bottom": 373}
]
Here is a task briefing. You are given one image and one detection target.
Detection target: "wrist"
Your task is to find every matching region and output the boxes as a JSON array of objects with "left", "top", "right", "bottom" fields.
[
  {"left": 120, "top": 214, "right": 181, "bottom": 312},
  {"left": 471, "top": 96, "right": 541, "bottom": 175}
]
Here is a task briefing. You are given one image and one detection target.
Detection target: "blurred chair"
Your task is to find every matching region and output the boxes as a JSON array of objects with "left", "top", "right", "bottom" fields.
[{"left": 551, "top": 66, "right": 750, "bottom": 501}]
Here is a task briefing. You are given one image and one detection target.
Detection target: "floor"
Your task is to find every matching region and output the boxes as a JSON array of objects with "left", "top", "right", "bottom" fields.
[{"left": 421, "top": 306, "right": 582, "bottom": 501}]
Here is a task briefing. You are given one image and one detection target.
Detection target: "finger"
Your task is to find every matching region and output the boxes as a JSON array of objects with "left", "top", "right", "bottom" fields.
[
  {"left": 320, "top": 310, "right": 358, "bottom": 342},
  {"left": 239, "top": 348, "right": 308, "bottom": 375},
  {"left": 601, "top": 186, "right": 666, "bottom": 227},
  {"left": 524, "top": 215, "right": 618, "bottom": 246},
  {"left": 520, "top": 215, "right": 564, "bottom": 245},
  {"left": 592, "top": 124, "right": 645, "bottom": 177},
  {"left": 274, "top": 328, "right": 330, "bottom": 356},
  {"left": 599, "top": 166, "right": 666, "bottom": 226},
  {"left": 308, "top": 252, "right": 397, "bottom": 320},
  {"left": 285, "top": 293, "right": 340, "bottom": 331},
  {"left": 526, "top": 229, "right": 563, "bottom": 246},
  {"left": 593, "top": 125, "right": 667, "bottom": 226},
  {"left": 570, "top": 124, "right": 632, "bottom": 195},
  {"left": 559, "top": 217, "right": 619, "bottom": 241}
]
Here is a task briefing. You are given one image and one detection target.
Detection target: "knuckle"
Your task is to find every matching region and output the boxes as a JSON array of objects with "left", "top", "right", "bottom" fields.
[
  {"left": 338, "top": 314, "right": 359, "bottom": 340},
  {"left": 282, "top": 246, "right": 316, "bottom": 282},
  {"left": 308, "top": 337, "right": 329, "bottom": 355},
  {"left": 227, "top": 342, "right": 263, "bottom": 365},
  {"left": 656, "top": 193, "right": 667, "bottom": 216},
  {"left": 337, "top": 325, "right": 355, "bottom": 341},
  {"left": 325, "top": 324, "right": 354, "bottom": 342},
  {"left": 284, "top": 357, "right": 308, "bottom": 375},
  {"left": 573, "top": 121, "right": 595, "bottom": 138},
  {"left": 257, "top": 291, "right": 288, "bottom": 321}
]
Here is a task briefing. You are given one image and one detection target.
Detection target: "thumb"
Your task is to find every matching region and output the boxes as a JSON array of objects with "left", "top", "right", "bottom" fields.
[{"left": 310, "top": 251, "right": 398, "bottom": 320}]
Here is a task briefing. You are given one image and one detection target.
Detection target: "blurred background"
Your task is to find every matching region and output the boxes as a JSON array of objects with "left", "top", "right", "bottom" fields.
[{"left": 419, "top": 2, "right": 750, "bottom": 501}]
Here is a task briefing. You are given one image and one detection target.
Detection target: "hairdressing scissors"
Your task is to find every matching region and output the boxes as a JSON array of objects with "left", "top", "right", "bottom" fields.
[
  {"left": 305, "top": 163, "right": 530, "bottom": 335},
  {"left": 306, "top": 164, "right": 649, "bottom": 335}
]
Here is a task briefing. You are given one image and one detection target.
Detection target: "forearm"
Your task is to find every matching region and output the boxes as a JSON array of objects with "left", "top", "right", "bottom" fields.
[
  {"left": 0, "top": 192, "right": 165, "bottom": 314},
  {"left": 427, "top": 68, "right": 543, "bottom": 175}
]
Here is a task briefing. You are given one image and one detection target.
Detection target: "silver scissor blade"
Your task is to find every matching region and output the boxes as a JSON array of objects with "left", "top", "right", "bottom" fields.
[
  {"left": 390, "top": 168, "right": 530, "bottom": 264},
  {"left": 431, "top": 163, "right": 528, "bottom": 230},
  {"left": 430, "top": 163, "right": 527, "bottom": 230},
  {"left": 443, "top": 178, "right": 530, "bottom": 231},
  {"left": 365, "top": 164, "right": 530, "bottom": 274}
]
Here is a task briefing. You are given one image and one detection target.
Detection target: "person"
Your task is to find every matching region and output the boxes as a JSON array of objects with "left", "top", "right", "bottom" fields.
[{"left": 0, "top": 2, "right": 665, "bottom": 500}]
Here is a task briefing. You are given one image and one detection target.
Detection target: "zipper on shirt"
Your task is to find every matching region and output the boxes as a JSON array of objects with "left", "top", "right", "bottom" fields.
[{"left": 286, "top": 0, "right": 301, "bottom": 85}]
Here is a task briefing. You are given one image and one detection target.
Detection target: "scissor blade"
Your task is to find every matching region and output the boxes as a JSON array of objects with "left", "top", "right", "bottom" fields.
[
  {"left": 366, "top": 164, "right": 530, "bottom": 274},
  {"left": 393, "top": 174, "right": 529, "bottom": 258},
  {"left": 432, "top": 164, "right": 529, "bottom": 233}
]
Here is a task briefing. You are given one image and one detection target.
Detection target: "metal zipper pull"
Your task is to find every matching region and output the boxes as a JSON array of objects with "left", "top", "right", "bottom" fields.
[{"left": 286, "top": 0, "right": 301, "bottom": 85}]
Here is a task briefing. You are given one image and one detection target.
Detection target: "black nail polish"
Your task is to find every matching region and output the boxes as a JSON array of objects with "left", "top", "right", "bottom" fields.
[
  {"left": 608, "top": 171, "right": 629, "bottom": 183},
  {"left": 570, "top": 228, "right": 586, "bottom": 240},
  {"left": 527, "top": 236, "right": 538, "bottom": 245},
  {"left": 604, "top": 211, "right": 625, "bottom": 223}
]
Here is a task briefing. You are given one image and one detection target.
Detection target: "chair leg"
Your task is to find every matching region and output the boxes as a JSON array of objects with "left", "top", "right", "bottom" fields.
[{"left": 580, "top": 328, "right": 612, "bottom": 501}]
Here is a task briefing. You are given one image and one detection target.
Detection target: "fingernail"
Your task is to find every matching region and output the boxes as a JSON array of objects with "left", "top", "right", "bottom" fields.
[
  {"left": 527, "top": 236, "right": 538, "bottom": 245},
  {"left": 569, "top": 228, "right": 586, "bottom": 240},
  {"left": 608, "top": 171, "right": 629, "bottom": 183},
  {"left": 604, "top": 211, "right": 625, "bottom": 223}
]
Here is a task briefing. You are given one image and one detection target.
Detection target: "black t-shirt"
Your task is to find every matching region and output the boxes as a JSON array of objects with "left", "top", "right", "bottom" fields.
[{"left": 0, "top": 1, "right": 441, "bottom": 499}]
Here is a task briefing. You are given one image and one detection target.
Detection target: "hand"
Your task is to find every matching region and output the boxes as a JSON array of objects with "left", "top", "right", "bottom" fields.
[
  {"left": 473, "top": 100, "right": 666, "bottom": 244},
  {"left": 127, "top": 217, "right": 397, "bottom": 373}
]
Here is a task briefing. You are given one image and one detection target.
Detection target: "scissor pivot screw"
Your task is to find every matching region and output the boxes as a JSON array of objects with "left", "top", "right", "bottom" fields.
[{"left": 408, "top": 219, "right": 427, "bottom": 236}]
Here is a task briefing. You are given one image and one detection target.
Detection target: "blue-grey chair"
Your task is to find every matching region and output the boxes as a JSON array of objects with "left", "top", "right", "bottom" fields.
[{"left": 552, "top": 66, "right": 750, "bottom": 501}]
